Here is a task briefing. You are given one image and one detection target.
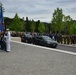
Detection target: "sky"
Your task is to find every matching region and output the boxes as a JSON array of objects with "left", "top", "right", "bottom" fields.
[{"left": 0, "top": 0, "right": 76, "bottom": 22}]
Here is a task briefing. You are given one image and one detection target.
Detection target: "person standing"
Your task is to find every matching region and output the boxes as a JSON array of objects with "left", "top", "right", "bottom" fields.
[{"left": 4, "top": 28, "right": 11, "bottom": 52}]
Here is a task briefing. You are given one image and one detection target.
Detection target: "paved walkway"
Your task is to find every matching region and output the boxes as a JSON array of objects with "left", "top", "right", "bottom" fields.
[
  {"left": 0, "top": 40, "right": 76, "bottom": 75},
  {"left": 11, "top": 37, "right": 21, "bottom": 42}
]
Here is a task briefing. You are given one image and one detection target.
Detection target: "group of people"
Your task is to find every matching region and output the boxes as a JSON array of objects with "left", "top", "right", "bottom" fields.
[{"left": 0, "top": 28, "right": 11, "bottom": 52}]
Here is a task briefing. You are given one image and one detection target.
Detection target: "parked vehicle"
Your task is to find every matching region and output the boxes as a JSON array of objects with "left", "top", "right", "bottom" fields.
[
  {"left": 34, "top": 35, "right": 58, "bottom": 48},
  {"left": 21, "top": 33, "right": 32, "bottom": 43}
]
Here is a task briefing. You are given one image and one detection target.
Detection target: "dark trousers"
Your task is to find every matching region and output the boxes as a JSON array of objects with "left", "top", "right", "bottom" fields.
[
  {"left": 0, "top": 39, "right": 6, "bottom": 51},
  {"left": 1, "top": 41, "right": 6, "bottom": 51}
]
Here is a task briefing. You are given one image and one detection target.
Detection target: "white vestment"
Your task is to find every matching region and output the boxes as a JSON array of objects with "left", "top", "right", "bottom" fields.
[{"left": 5, "top": 31, "right": 11, "bottom": 51}]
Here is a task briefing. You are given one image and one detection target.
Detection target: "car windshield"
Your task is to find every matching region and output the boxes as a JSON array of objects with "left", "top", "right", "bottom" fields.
[{"left": 42, "top": 36, "right": 53, "bottom": 41}]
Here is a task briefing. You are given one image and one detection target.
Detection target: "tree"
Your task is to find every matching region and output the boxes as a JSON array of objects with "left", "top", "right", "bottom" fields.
[
  {"left": 70, "top": 22, "right": 76, "bottom": 34},
  {"left": 9, "top": 13, "right": 24, "bottom": 32},
  {"left": 63, "top": 15, "right": 73, "bottom": 34},
  {"left": 4, "top": 17, "right": 12, "bottom": 28},
  {"left": 21, "top": 17, "right": 25, "bottom": 31},
  {"left": 30, "top": 20, "right": 35, "bottom": 32},
  {"left": 38, "top": 22, "right": 45, "bottom": 33},
  {"left": 25, "top": 17, "right": 31, "bottom": 32},
  {"left": 35, "top": 20, "right": 40, "bottom": 32},
  {"left": 51, "top": 8, "right": 64, "bottom": 33}
]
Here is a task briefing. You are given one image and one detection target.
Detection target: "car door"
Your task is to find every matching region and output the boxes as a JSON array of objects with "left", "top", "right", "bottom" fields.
[{"left": 38, "top": 37, "right": 45, "bottom": 45}]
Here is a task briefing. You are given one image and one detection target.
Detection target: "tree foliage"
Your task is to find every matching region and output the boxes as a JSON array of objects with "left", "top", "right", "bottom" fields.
[
  {"left": 30, "top": 20, "right": 35, "bottom": 32},
  {"left": 63, "top": 15, "right": 73, "bottom": 34},
  {"left": 35, "top": 20, "right": 40, "bottom": 32},
  {"left": 25, "top": 17, "right": 31, "bottom": 32},
  {"left": 51, "top": 8, "right": 64, "bottom": 33},
  {"left": 70, "top": 22, "right": 76, "bottom": 34},
  {"left": 38, "top": 22, "right": 45, "bottom": 33},
  {"left": 9, "top": 13, "right": 24, "bottom": 32}
]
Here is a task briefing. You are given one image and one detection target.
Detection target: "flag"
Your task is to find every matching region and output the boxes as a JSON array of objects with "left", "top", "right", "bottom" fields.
[
  {"left": 0, "top": 6, "right": 4, "bottom": 23},
  {"left": 0, "top": 5, "right": 4, "bottom": 32}
]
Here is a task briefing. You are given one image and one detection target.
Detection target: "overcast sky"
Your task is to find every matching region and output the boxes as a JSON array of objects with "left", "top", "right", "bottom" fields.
[{"left": 0, "top": 0, "right": 76, "bottom": 22}]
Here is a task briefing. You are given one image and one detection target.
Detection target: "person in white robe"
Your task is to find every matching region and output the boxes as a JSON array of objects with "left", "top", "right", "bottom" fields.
[{"left": 4, "top": 28, "right": 11, "bottom": 52}]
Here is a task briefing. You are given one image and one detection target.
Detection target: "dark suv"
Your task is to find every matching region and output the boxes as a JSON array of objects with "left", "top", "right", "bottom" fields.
[{"left": 34, "top": 35, "right": 58, "bottom": 48}]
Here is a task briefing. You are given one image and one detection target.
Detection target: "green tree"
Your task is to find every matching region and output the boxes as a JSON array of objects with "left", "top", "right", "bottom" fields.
[
  {"left": 51, "top": 8, "right": 64, "bottom": 33},
  {"left": 70, "top": 22, "right": 76, "bottom": 34},
  {"left": 43, "top": 22, "right": 50, "bottom": 33},
  {"left": 9, "top": 13, "right": 24, "bottom": 32},
  {"left": 21, "top": 17, "right": 25, "bottom": 31},
  {"left": 25, "top": 17, "right": 31, "bottom": 32},
  {"left": 38, "top": 22, "right": 45, "bottom": 33},
  {"left": 4, "top": 17, "right": 12, "bottom": 28},
  {"left": 30, "top": 20, "right": 35, "bottom": 32},
  {"left": 35, "top": 20, "right": 40, "bottom": 32},
  {"left": 63, "top": 15, "right": 73, "bottom": 34}
]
